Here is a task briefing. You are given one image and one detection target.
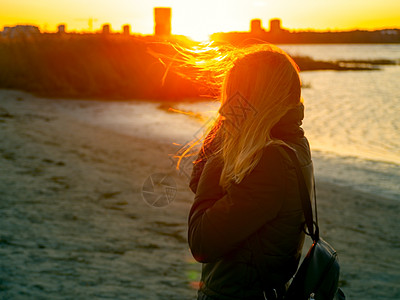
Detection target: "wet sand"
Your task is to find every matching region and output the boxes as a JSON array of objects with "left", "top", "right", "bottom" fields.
[{"left": 0, "top": 89, "right": 399, "bottom": 299}]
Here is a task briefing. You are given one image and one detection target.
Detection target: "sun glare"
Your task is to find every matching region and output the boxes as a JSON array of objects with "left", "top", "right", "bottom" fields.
[
  {"left": 172, "top": 19, "right": 214, "bottom": 42},
  {"left": 169, "top": 0, "right": 247, "bottom": 42},
  {"left": 189, "top": 31, "right": 211, "bottom": 42}
]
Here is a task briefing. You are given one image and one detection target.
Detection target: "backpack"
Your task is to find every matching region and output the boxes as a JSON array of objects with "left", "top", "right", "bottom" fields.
[{"left": 284, "top": 237, "right": 344, "bottom": 300}]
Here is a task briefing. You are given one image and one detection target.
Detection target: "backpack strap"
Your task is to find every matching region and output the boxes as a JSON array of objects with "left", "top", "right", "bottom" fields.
[
  {"left": 281, "top": 146, "right": 319, "bottom": 241},
  {"left": 252, "top": 145, "right": 319, "bottom": 296}
]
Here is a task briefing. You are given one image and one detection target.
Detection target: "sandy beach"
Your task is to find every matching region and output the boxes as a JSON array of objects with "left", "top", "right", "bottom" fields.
[{"left": 0, "top": 89, "right": 399, "bottom": 299}]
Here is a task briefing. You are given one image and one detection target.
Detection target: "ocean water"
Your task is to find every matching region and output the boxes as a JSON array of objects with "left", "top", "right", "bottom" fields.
[
  {"left": 280, "top": 43, "right": 400, "bottom": 61},
  {"left": 61, "top": 44, "right": 400, "bottom": 201},
  {"left": 281, "top": 44, "right": 400, "bottom": 201},
  {"left": 171, "top": 44, "right": 400, "bottom": 201}
]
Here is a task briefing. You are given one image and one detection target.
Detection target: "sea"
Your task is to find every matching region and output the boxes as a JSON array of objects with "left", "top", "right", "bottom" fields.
[
  {"left": 282, "top": 44, "right": 400, "bottom": 201},
  {"left": 77, "top": 44, "right": 400, "bottom": 201}
]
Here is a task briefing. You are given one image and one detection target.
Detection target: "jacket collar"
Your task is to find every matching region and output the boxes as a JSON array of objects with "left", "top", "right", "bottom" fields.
[{"left": 271, "top": 103, "right": 305, "bottom": 138}]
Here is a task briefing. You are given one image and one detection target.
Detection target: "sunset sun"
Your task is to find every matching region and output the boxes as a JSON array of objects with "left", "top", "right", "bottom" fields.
[{"left": 170, "top": 1, "right": 245, "bottom": 41}]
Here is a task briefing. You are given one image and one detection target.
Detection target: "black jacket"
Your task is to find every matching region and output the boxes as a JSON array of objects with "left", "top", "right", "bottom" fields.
[{"left": 188, "top": 104, "right": 314, "bottom": 299}]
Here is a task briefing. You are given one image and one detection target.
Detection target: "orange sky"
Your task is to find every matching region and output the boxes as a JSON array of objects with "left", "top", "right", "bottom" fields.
[{"left": 1, "top": 0, "right": 400, "bottom": 41}]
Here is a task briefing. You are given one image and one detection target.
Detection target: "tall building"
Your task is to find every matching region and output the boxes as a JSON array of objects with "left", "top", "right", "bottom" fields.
[
  {"left": 269, "top": 19, "right": 282, "bottom": 33},
  {"left": 123, "top": 25, "right": 130, "bottom": 35},
  {"left": 102, "top": 24, "right": 110, "bottom": 34},
  {"left": 250, "top": 19, "right": 264, "bottom": 34},
  {"left": 154, "top": 7, "right": 171, "bottom": 36},
  {"left": 57, "top": 24, "right": 66, "bottom": 34}
]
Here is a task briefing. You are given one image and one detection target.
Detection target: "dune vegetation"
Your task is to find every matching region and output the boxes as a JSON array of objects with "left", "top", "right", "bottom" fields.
[
  {"left": 0, "top": 34, "right": 200, "bottom": 100},
  {"left": 0, "top": 34, "right": 394, "bottom": 100}
]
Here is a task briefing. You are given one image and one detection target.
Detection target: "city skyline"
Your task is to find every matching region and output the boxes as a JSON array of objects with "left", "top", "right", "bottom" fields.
[{"left": 2, "top": 0, "right": 400, "bottom": 41}]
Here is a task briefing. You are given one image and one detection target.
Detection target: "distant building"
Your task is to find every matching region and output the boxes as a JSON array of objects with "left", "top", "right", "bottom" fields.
[
  {"left": 211, "top": 18, "right": 400, "bottom": 44},
  {"left": 123, "top": 25, "right": 130, "bottom": 35},
  {"left": 381, "top": 29, "right": 398, "bottom": 36},
  {"left": 2, "top": 25, "right": 40, "bottom": 38},
  {"left": 102, "top": 24, "right": 110, "bottom": 34},
  {"left": 250, "top": 19, "right": 264, "bottom": 34},
  {"left": 154, "top": 7, "right": 171, "bottom": 36},
  {"left": 269, "top": 19, "right": 282, "bottom": 34},
  {"left": 57, "top": 24, "right": 66, "bottom": 34}
]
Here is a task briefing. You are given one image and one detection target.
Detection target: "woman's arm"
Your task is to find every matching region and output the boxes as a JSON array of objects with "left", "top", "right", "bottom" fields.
[
  {"left": 189, "top": 120, "right": 223, "bottom": 194},
  {"left": 188, "top": 145, "right": 286, "bottom": 263}
]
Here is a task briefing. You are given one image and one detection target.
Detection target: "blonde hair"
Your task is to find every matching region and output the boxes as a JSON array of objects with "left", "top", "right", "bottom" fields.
[
  {"left": 153, "top": 42, "right": 301, "bottom": 190},
  {"left": 217, "top": 44, "right": 301, "bottom": 189}
]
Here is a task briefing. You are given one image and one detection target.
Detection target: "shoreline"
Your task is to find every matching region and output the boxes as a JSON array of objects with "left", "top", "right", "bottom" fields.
[{"left": 0, "top": 90, "right": 399, "bottom": 299}]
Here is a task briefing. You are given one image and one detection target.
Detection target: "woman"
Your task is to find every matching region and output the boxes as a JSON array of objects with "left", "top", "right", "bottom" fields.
[{"left": 188, "top": 44, "right": 314, "bottom": 300}]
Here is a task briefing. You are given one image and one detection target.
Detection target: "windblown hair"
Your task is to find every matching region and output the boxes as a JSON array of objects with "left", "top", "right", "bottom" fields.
[
  {"left": 218, "top": 44, "right": 301, "bottom": 189},
  {"left": 155, "top": 42, "right": 301, "bottom": 190}
]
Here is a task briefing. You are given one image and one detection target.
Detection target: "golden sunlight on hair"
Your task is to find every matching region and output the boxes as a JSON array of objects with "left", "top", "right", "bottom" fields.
[
  {"left": 160, "top": 43, "right": 301, "bottom": 190},
  {"left": 218, "top": 45, "right": 301, "bottom": 189}
]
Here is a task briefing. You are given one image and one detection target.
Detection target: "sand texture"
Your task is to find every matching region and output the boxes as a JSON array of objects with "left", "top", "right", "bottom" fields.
[{"left": 0, "top": 90, "right": 399, "bottom": 299}]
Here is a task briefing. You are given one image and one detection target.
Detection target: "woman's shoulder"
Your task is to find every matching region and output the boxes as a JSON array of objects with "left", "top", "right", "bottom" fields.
[
  {"left": 249, "top": 143, "right": 293, "bottom": 176},
  {"left": 263, "top": 138, "right": 312, "bottom": 167},
  {"left": 262, "top": 142, "right": 293, "bottom": 163}
]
